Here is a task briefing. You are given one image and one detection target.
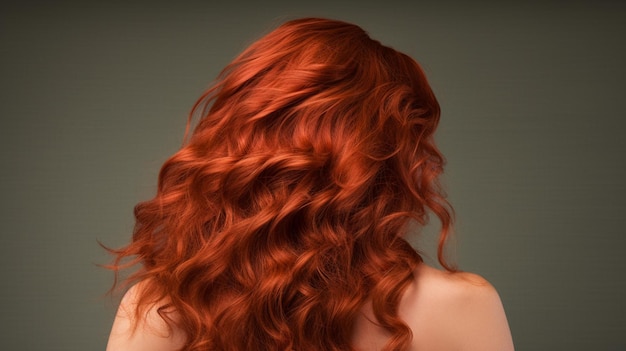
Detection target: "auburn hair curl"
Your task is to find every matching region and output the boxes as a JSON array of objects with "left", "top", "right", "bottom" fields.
[{"left": 106, "top": 17, "right": 454, "bottom": 351}]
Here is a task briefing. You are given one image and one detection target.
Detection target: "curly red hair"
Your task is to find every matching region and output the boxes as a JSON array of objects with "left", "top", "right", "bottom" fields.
[{"left": 106, "top": 17, "right": 454, "bottom": 351}]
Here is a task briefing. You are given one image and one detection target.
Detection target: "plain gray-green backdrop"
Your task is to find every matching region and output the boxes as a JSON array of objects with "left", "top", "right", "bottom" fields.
[{"left": 1, "top": 1, "right": 625, "bottom": 350}]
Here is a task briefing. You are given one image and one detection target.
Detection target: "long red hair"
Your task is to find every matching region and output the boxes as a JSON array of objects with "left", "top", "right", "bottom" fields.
[{"left": 106, "top": 17, "right": 453, "bottom": 351}]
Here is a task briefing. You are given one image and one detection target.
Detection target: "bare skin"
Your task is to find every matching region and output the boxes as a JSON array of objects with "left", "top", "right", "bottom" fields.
[
  {"left": 106, "top": 263, "right": 514, "bottom": 351},
  {"left": 106, "top": 283, "right": 186, "bottom": 351},
  {"left": 352, "top": 263, "right": 515, "bottom": 350}
]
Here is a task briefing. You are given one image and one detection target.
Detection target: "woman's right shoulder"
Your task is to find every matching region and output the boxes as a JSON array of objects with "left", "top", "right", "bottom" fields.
[{"left": 400, "top": 263, "right": 515, "bottom": 351}]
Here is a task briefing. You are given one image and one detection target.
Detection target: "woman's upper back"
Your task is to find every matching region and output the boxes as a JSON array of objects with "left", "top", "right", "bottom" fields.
[{"left": 107, "top": 263, "right": 514, "bottom": 351}]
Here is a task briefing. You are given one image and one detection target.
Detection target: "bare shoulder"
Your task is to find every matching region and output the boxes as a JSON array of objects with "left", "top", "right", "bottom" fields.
[
  {"left": 412, "top": 263, "right": 499, "bottom": 304},
  {"left": 400, "top": 263, "right": 514, "bottom": 351},
  {"left": 106, "top": 281, "right": 186, "bottom": 351}
]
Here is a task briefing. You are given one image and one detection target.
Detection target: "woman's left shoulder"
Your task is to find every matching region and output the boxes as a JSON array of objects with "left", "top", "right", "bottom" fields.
[{"left": 105, "top": 281, "right": 186, "bottom": 351}]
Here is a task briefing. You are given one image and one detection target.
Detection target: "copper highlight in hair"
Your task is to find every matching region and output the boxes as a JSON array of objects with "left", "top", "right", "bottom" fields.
[{"left": 106, "top": 17, "right": 454, "bottom": 351}]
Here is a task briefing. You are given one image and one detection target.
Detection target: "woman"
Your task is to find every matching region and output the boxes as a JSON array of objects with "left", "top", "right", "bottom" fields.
[{"left": 105, "top": 18, "right": 514, "bottom": 351}]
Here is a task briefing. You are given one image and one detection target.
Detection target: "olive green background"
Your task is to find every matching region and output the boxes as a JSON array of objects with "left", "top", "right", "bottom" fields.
[{"left": 1, "top": 1, "right": 624, "bottom": 350}]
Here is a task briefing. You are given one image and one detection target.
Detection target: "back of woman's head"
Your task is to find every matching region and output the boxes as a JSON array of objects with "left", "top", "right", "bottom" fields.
[{"left": 109, "top": 17, "right": 452, "bottom": 351}]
